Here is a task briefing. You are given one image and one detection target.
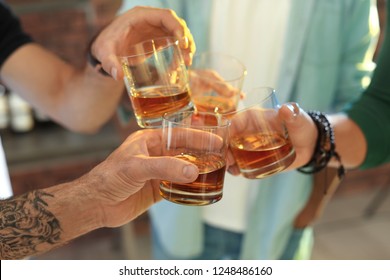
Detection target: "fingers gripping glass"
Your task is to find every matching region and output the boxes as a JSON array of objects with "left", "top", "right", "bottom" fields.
[
  {"left": 189, "top": 52, "right": 247, "bottom": 114},
  {"left": 228, "top": 87, "right": 296, "bottom": 179},
  {"left": 160, "top": 111, "right": 231, "bottom": 206},
  {"left": 121, "top": 37, "right": 193, "bottom": 128}
]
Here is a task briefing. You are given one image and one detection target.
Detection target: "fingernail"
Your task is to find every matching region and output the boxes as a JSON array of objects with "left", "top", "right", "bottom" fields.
[
  {"left": 180, "top": 36, "right": 189, "bottom": 49},
  {"left": 286, "top": 103, "right": 300, "bottom": 118},
  {"left": 183, "top": 164, "right": 197, "bottom": 179},
  {"left": 111, "top": 67, "right": 117, "bottom": 81}
]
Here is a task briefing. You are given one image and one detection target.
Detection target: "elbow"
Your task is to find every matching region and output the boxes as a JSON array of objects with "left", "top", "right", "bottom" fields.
[
  {"left": 70, "top": 124, "right": 103, "bottom": 135},
  {"left": 59, "top": 120, "right": 104, "bottom": 135}
]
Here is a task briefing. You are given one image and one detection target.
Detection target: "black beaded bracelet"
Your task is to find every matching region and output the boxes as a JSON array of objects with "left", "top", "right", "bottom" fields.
[{"left": 297, "top": 111, "right": 345, "bottom": 181}]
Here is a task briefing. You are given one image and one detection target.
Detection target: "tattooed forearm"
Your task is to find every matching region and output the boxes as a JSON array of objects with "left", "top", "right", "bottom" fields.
[{"left": 0, "top": 190, "right": 62, "bottom": 259}]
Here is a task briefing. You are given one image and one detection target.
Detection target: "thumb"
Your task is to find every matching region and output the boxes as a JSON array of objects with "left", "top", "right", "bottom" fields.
[
  {"left": 279, "top": 102, "right": 313, "bottom": 134},
  {"left": 134, "top": 156, "right": 199, "bottom": 182},
  {"left": 279, "top": 103, "right": 300, "bottom": 124},
  {"left": 279, "top": 102, "right": 318, "bottom": 169}
]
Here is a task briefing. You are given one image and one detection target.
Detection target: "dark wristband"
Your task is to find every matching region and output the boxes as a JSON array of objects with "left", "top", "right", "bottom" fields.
[{"left": 297, "top": 111, "right": 345, "bottom": 180}]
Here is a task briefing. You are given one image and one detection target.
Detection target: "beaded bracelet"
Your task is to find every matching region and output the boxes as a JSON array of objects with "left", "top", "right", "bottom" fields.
[{"left": 297, "top": 111, "right": 345, "bottom": 181}]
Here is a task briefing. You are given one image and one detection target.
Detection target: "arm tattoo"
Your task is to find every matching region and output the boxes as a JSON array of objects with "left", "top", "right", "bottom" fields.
[{"left": 0, "top": 190, "right": 62, "bottom": 259}]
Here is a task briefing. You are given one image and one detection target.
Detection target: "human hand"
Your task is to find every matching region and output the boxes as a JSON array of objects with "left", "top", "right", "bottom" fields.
[
  {"left": 83, "top": 129, "right": 199, "bottom": 228},
  {"left": 190, "top": 69, "right": 244, "bottom": 98},
  {"left": 226, "top": 103, "right": 318, "bottom": 175},
  {"left": 278, "top": 103, "right": 318, "bottom": 170},
  {"left": 226, "top": 107, "right": 281, "bottom": 175},
  {"left": 190, "top": 69, "right": 244, "bottom": 114},
  {"left": 91, "top": 6, "right": 196, "bottom": 80},
  {"left": 225, "top": 108, "right": 263, "bottom": 176}
]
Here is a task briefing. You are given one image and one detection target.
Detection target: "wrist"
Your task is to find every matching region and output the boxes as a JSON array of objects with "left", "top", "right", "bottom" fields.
[
  {"left": 51, "top": 178, "right": 104, "bottom": 238},
  {"left": 297, "top": 111, "right": 345, "bottom": 181}
]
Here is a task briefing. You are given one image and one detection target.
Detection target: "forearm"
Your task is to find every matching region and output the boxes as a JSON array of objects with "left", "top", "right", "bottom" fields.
[
  {"left": 328, "top": 113, "right": 367, "bottom": 169},
  {"left": 1, "top": 43, "right": 124, "bottom": 133},
  {"left": 51, "top": 64, "right": 124, "bottom": 133},
  {"left": 0, "top": 178, "right": 102, "bottom": 260},
  {"left": 281, "top": 104, "right": 367, "bottom": 171}
]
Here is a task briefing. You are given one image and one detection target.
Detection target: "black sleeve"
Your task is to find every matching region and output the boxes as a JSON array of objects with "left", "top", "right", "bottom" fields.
[{"left": 0, "top": 3, "right": 33, "bottom": 69}]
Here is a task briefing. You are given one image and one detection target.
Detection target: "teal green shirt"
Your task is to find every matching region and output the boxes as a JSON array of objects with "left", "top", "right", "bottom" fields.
[{"left": 345, "top": 1, "right": 390, "bottom": 169}]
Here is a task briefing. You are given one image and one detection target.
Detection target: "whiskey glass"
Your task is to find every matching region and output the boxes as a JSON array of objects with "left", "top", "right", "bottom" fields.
[
  {"left": 228, "top": 87, "right": 296, "bottom": 179},
  {"left": 160, "top": 110, "right": 231, "bottom": 206},
  {"left": 189, "top": 52, "right": 246, "bottom": 114},
  {"left": 121, "top": 37, "right": 193, "bottom": 128}
]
